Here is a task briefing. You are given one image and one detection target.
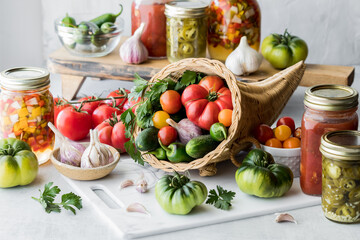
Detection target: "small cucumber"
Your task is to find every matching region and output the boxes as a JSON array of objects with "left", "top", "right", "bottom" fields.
[
  {"left": 185, "top": 135, "right": 219, "bottom": 159},
  {"left": 135, "top": 127, "right": 159, "bottom": 152}
]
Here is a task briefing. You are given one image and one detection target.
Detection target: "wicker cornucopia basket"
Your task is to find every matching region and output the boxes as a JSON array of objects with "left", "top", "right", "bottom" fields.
[{"left": 134, "top": 58, "right": 306, "bottom": 176}]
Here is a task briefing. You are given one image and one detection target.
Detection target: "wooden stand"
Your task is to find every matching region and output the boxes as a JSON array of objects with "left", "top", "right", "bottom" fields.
[{"left": 47, "top": 37, "right": 355, "bottom": 100}]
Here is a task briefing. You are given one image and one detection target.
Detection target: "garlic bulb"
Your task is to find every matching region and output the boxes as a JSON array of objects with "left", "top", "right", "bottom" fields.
[
  {"left": 225, "top": 36, "right": 263, "bottom": 76},
  {"left": 81, "top": 129, "right": 113, "bottom": 168},
  {"left": 120, "top": 22, "right": 148, "bottom": 64}
]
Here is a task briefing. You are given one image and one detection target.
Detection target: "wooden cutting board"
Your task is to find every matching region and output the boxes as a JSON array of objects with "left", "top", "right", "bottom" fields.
[{"left": 47, "top": 37, "right": 355, "bottom": 99}]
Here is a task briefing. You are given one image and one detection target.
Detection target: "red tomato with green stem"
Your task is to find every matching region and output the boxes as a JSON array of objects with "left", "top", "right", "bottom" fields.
[
  {"left": 158, "top": 126, "right": 178, "bottom": 146},
  {"left": 181, "top": 76, "right": 232, "bottom": 130},
  {"left": 54, "top": 98, "right": 70, "bottom": 127},
  {"left": 76, "top": 96, "right": 103, "bottom": 115},
  {"left": 123, "top": 97, "right": 141, "bottom": 113},
  {"left": 105, "top": 89, "right": 130, "bottom": 109},
  {"left": 56, "top": 106, "right": 92, "bottom": 141},
  {"left": 95, "top": 114, "right": 130, "bottom": 152},
  {"left": 277, "top": 116, "right": 296, "bottom": 133},
  {"left": 92, "top": 104, "right": 123, "bottom": 128},
  {"left": 254, "top": 124, "right": 274, "bottom": 144}
]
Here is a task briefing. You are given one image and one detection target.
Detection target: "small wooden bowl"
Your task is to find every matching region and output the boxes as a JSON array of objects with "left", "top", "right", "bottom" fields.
[{"left": 50, "top": 144, "right": 120, "bottom": 181}]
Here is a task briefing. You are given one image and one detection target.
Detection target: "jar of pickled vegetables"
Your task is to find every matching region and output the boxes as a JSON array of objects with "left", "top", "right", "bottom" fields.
[
  {"left": 208, "top": 0, "right": 261, "bottom": 62},
  {"left": 132, "top": 0, "right": 173, "bottom": 59},
  {"left": 0, "top": 67, "right": 54, "bottom": 165},
  {"left": 320, "top": 130, "right": 360, "bottom": 223},
  {"left": 165, "top": 1, "right": 208, "bottom": 63},
  {"left": 301, "top": 85, "right": 358, "bottom": 196}
]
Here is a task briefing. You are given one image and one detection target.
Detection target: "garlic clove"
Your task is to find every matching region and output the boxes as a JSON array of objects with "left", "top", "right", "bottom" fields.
[
  {"left": 274, "top": 213, "right": 297, "bottom": 224},
  {"left": 119, "top": 179, "right": 134, "bottom": 189},
  {"left": 120, "top": 22, "right": 148, "bottom": 64},
  {"left": 135, "top": 173, "right": 148, "bottom": 193},
  {"left": 126, "top": 202, "right": 150, "bottom": 215}
]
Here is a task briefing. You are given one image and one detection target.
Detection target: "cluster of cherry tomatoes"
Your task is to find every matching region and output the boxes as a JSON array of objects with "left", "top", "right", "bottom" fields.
[{"left": 254, "top": 116, "right": 301, "bottom": 149}]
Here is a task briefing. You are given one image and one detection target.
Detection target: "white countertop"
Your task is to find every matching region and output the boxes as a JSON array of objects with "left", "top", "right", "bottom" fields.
[{"left": 1, "top": 66, "right": 359, "bottom": 240}]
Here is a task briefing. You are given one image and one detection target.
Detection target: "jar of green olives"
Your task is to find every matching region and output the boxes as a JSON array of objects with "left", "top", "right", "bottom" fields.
[
  {"left": 320, "top": 130, "right": 360, "bottom": 223},
  {"left": 165, "top": 1, "right": 208, "bottom": 63}
]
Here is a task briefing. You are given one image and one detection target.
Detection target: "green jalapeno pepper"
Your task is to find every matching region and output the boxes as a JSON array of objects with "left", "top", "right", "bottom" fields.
[
  {"left": 90, "top": 4, "right": 123, "bottom": 28},
  {"left": 148, "top": 147, "right": 167, "bottom": 160},
  {"left": 159, "top": 141, "right": 193, "bottom": 163}
]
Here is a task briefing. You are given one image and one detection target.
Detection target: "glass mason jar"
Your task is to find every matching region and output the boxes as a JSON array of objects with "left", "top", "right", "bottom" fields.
[
  {"left": 320, "top": 130, "right": 360, "bottom": 223},
  {"left": 208, "top": 0, "right": 261, "bottom": 62},
  {"left": 132, "top": 0, "right": 173, "bottom": 59},
  {"left": 301, "top": 85, "right": 358, "bottom": 196},
  {"left": 165, "top": 1, "right": 208, "bottom": 63},
  {"left": 0, "top": 67, "right": 54, "bottom": 165}
]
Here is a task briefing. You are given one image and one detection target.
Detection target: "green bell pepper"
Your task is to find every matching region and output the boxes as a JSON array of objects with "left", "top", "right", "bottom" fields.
[
  {"left": 235, "top": 149, "right": 293, "bottom": 198},
  {"left": 0, "top": 138, "right": 38, "bottom": 188},
  {"left": 155, "top": 172, "right": 208, "bottom": 215},
  {"left": 159, "top": 141, "right": 193, "bottom": 163}
]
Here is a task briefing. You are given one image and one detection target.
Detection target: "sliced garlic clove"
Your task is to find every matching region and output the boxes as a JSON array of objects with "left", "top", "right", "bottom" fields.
[
  {"left": 274, "top": 213, "right": 297, "bottom": 224},
  {"left": 119, "top": 179, "right": 134, "bottom": 189},
  {"left": 126, "top": 202, "right": 150, "bottom": 215}
]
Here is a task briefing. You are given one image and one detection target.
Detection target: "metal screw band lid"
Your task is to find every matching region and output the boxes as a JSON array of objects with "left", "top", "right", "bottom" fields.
[
  {"left": 0, "top": 67, "right": 50, "bottom": 91},
  {"left": 304, "top": 84, "right": 358, "bottom": 111},
  {"left": 165, "top": 0, "right": 208, "bottom": 18},
  {"left": 320, "top": 130, "right": 360, "bottom": 161}
]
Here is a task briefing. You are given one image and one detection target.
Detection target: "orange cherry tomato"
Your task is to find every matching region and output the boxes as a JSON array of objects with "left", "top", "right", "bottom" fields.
[
  {"left": 265, "top": 138, "right": 282, "bottom": 148},
  {"left": 152, "top": 111, "right": 170, "bottom": 129},
  {"left": 274, "top": 125, "right": 292, "bottom": 141},
  {"left": 218, "top": 109, "right": 233, "bottom": 127},
  {"left": 160, "top": 90, "right": 182, "bottom": 114},
  {"left": 283, "top": 137, "right": 301, "bottom": 148}
]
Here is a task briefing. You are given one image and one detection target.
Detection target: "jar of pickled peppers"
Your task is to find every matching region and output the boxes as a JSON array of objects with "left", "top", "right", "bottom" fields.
[
  {"left": 165, "top": 1, "right": 208, "bottom": 63},
  {"left": 320, "top": 130, "right": 360, "bottom": 223},
  {"left": 301, "top": 85, "right": 358, "bottom": 196},
  {"left": 0, "top": 67, "right": 54, "bottom": 165},
  {"left": 208, "top": 0, "right": 261, "bottom": 62}
]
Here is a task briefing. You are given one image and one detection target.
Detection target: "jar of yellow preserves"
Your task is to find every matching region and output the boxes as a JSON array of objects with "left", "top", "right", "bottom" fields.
[
  {"left": 320, "top": 130, "right": 360, "bottom": 223},
  {"left": 0, "top": 67, "right": 54, "bottom": 164}
]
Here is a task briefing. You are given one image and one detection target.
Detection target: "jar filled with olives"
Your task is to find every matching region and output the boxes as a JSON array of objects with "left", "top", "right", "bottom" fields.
[
  {"left": 165, "top": 1, "right": 208, "bottom": 63},
  {"left": 320, "top": 130, "right": 360, "bottom": 223}
]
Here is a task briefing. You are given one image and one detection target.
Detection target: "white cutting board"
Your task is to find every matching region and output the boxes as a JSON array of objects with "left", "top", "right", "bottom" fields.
[{"left": 63, "top": 155, "right": 321, "bottom": 239}]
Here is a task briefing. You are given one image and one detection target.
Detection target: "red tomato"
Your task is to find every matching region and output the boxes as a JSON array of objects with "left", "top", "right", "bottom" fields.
[
  {"left": 96, "top": 115, "right": 130, "bottom": 153},
  {"left": 92, "top": 105, "right": 122, "bottom": 128},
  {"left": 77, "top": 96, "right": 103, "bottom": 115},
  {"left": 181, "top": 76, "right": 232, "bottom": 130},
  {"left": 105, "top": 89, "right": 130, "bottom": 109},
  {"left": 158, "top": 126, "right": 178, "bottom": 146},
  {"left": 56, "top": 107, "right": 92, "bottom": 141},
  {"left": 277, "top": 116, "right": 296, "bottom": 133},
  {"left": 54, "top": 98, "right": 70, "bottom": 127},
  {"left": 254, "top": 124, "right": 274, "bottom": 144},
  {"left": 294, "top": 127, "right": 301, "bottom": 139},
  {"left": 160, "top": 90, "right": 182, "bottom": 114},
  {"left": 123, "top": 97, "right": 141, "bottom": 113}
]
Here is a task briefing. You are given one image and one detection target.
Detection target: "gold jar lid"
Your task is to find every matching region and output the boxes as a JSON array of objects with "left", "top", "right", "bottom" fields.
[
  {"left": 320, "top": 130, "right": 360, "bottom": 161},
  {"left": 304, "top": 84, "right": 358, "bottom": 111},
  {"left": 165, "top": 0, "right": 208, "bottom": 18},
  {"left": 0, "top": 67, "right": 50, "bottom": 91}
]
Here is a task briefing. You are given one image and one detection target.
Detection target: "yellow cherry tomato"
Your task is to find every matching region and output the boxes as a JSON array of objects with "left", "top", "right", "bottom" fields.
[
  {"left": 152, "top": 111, "right": 170, "bottom": 129},
  {"left": 274, "top": 125, "right": 292, "bottom": 141}
]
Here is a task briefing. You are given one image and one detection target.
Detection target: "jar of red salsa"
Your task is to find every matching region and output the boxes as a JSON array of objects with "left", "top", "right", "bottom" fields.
[
  {"left": 132, "top": 0, "right": 173, "bottom": 59},
  {"left": 301, "top": 85, "right": 358, "bottom": 196},
  {"left": 208, "top": 0, "right": 261, "bottom": 62},
  {"left": 0, "top": 67, "right": 54, "bottom": 165}
]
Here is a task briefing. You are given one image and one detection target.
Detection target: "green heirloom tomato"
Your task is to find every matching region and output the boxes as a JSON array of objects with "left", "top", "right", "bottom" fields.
[
  {"left": 155, "top": 172, "right": 208, "bottom": 215},
  {"left": 261, "top": 30, "right": 308, "bottom": 69},
  {"left": 235, "top": 149, "right": 293, "bottom": 198},
  {"left": 0, "top": 138, "right": 38, "bottom": 188}
]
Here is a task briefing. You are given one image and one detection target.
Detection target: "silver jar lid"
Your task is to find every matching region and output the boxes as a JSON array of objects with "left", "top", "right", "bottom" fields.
[
  {"left": 0, "top": 67, "right": 50, "bottom": 91},
  {"left": 320, "top": 130, "right": 360, "bottom": 161},
  {"left": 304, "top": 84, "right": 358, "bottom": 111},
  {"left": 165, "top": 1, "right": 208, "bottom": 18}
]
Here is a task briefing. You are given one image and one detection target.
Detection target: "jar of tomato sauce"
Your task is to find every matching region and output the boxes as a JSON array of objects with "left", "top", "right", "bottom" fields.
[
  {"left": 208, "top": 0, "right": 261, "bottom": 62},
  {"left": 0, "top": 67, "right": 54, "bottom": 165},
  {"left": 132, "top": 0, "right": 173, "bottom": 59},
  {"left": 301, "top": 85, "right": 358, "bottom": 196}
]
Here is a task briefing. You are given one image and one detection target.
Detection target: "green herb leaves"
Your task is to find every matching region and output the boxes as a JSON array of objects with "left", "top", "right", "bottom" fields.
[
  {"left": 206, "top": 185, "right": 236, "bottom": 210},
  {"left": 32, "top": 182, "right": 82, "bottom": 215}
]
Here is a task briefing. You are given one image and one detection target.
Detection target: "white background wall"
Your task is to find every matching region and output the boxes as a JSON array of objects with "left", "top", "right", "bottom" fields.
[{"left": 1, "top": 0, "right": 360, "bottom": 71}]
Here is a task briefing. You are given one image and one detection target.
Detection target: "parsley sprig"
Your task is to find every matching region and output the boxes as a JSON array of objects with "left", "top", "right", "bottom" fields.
[
  {"left": 206, "top": 185, "right": 236, "bottom": 210},
  {"left": 32, "top": 182, "right": 82, "bottom": 215}
]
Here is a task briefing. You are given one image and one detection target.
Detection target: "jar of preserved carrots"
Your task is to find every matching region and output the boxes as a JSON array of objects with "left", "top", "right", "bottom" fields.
[
  {"left": 132, "top": 0, "right": 174, "bottom": 59},
  {"left": 208, "top": 0, "right": 261, "bottom": 62},
  {"left": 301, "top": 85, "right": 358, "bottom": 196},
  {"left": 0, "top": 67, "right": 54, "bottom": 165}
]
